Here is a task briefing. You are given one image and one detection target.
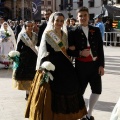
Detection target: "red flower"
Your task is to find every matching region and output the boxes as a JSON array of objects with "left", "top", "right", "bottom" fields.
[{"left": 90, "top": 29, "right": 95, "bottom": 35}]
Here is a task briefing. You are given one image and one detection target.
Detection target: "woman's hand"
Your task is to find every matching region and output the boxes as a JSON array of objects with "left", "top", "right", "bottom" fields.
[
  {"left": 69, "top": 46, "right": 75, "bottom": 50},
  {"left": 80, "top": 49, "right": 90, "bottom": 57}
]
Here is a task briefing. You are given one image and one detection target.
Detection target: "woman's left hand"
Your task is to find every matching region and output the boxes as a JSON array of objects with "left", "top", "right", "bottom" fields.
[{"left": 69, "top": 46, "right": 75, "bottom": 50}]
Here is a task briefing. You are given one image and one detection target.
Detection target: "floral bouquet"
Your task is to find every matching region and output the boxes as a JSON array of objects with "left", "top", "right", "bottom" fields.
[
  {"left": 8, "top": 51, "right": 20, "bottom": 70},
  {"left": 5, "top": 31, "right": 11, "bottom": 38},
  {"left": 1, "top": 31, "right": 11, "bottom": 42},
  {"left": 39, "top": 61, "right": 55, "bottom": 86}
]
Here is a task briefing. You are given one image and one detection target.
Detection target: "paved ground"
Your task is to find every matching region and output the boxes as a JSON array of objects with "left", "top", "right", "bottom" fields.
[{"left": 0, "top": 46, "right": 120, "bottom": 120}]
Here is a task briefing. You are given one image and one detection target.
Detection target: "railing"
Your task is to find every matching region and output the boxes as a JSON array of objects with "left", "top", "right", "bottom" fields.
[{"left": 104, "top": 32, "right": 120, "bottom": 46}]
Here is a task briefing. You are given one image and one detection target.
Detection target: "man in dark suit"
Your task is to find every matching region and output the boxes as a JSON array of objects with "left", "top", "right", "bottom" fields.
[
  {"left": 67, "top": 7, "right": 105, "bottom": 120},
  {"left": 37, "top": 9, "right": 52, "bottom": 46}
]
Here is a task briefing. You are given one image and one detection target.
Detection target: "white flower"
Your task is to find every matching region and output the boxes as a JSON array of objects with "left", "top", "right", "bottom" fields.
[
  {"left": 8, "top": 50, "right": 20, "bottom": 57},
  {"left": 41, "top": 61, "right": 55, "bottom": 71}
]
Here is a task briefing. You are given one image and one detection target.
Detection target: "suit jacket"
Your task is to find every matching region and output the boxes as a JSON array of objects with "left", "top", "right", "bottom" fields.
[
  {"left": 67, "top": 25, "right": 105, "bottom": 67},
  {"left": 37, "top": 21, "right": 47, "bottom": 46},
  {"left": 15, "top": 25, "right": 22, "bottom": 40}
]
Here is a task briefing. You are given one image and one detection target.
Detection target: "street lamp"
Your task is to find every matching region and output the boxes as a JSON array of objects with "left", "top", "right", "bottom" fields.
[{"left": 66, "top": 3, "right": 73, "bottom": 18}]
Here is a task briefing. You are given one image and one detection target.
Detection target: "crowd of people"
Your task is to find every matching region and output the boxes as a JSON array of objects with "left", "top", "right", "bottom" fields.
[{"left": 0, "top": 6, "right": 118, "bottom": 120}]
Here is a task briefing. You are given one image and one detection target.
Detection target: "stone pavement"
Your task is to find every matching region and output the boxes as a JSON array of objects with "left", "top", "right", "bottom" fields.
[{"left": 0, "top": 46, "right": 120, "bottom": 120}]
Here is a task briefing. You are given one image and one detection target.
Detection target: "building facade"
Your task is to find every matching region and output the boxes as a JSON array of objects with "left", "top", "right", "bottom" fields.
[
  {"left": 0, "top": 0, "right": 32, "bottom": 20},
  {"left": 41, "top": 0, "right": 56, "bottom": 18},
  {"left": 56, "top": 0, "right": 104, "bottom": 21},
  {"left": 0, "top": 0, "right": 56, "bottom": 20},
  {"left": 2, "top": 0, "right": 120, "bottom": 21}
]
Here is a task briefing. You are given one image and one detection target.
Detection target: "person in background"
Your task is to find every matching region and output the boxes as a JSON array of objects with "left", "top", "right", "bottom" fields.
[
  {"left": 93, "top": 14, "right": 105, "bottom": 41},
  {"left": 104, "top": 19, "right": 113, "bottom": 46},
  {"left": 70, "top": 17, "right": 77, "bottom": 27},
  {"left": 0, "top": 22, "right": 16, "bottom": 68},
  {"left": 65, "top": 18, "right": 70, "bottom": 28},
  {"left": 0, "top": 16, "right": 5, "bottom": 27},
  {"left": 12, "top": 21, "right": 38, "bottom": 100},
  {"left": 66, "top": 18, "right": 70, "bottom": 27},
  {"left": 9, "top": 21, "right": 16, "bottom": 32},
  {"left": 14, "top": 21, "right": 22, "bottom": 40},
  {"left": 65, "top": 18, "right": 73, "bottom": 32},
  {"left": 104, "top": 19, "right": 112, "bottom": 32},
  {"left": 25, "top": 12, "right": 87, "bottom": 120},
  {"left": 68, "top": 7, "right": 105, "bottom": 120},
  {"left": 37, "top": 9, "right": 52, "bottom": 46},
  {"left": 32, "top": 20, "right": 39, "bottom": 34}
]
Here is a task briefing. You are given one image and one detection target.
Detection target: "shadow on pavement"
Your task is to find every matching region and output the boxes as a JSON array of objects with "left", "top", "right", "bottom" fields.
[{"left": 85, "top": 98, "right": 116, "bottom": 112}]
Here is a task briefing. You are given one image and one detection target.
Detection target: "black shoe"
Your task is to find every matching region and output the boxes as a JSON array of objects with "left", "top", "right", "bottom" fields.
[
  {"left": 4, "top": 65, "right": 9, "bottom": 69},
  {"left": 81, "top": 118, "right": 87, "bottom": 120},
  {"left": 86, "top": 116, "right": 95, "bottom": 120},
  {"left": 25, "top": 93, "right": 29, "bottom": 100}
]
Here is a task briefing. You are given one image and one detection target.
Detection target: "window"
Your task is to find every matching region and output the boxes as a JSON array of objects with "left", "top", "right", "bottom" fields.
[
  {"left": 88, "top": 0, "right": 94, "bottom": 7},
  {"left": 59, "top": 0, "right": 73, "bottom": 10},
  {"left": 48, "top": 1, "right": 51, "bottom": 5},
  {"left": 69, "top": 0, "right": 73, "bottom": 4},
  {"left": 59, "top": 0, "right": 64, "bottom": 10},
  {"left": 41, "top": 1, "right": 44, "bottom": 5},
  {"left": 77, "top": 0, "right": 83, "bottom": 7},
  {"left": 103, "top": 0, "right": 107, "bottom": 5}
]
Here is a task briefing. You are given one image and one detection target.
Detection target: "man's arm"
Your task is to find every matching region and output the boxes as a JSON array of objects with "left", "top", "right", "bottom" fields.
[{"left": 67, "top": 28, "right": 80, "bottom": 57}]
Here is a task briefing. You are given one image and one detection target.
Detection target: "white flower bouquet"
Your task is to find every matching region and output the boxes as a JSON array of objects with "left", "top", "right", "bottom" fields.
[
  {"left": 8, "top": 51, "right": 20, "bottom": 58},
  {"left": 8, "top": 50, "right": 20, "bottom": 70},
  {"left": 40, "top": 61, "right": 55, "bottom": 86},
  {"left": 1, "top": 31, "right": 11, "bottom": 42}
]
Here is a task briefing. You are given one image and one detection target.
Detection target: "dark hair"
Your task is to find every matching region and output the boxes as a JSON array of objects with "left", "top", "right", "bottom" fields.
[
  {"left": 0, "top": 16, "right": 6, "bottom": 21},
  {"left": 70, "top": 17, "right": 76, "bottom": 22},
  {"left": 24, "top": 21, "right": 32, "bottom": 28},
  {"left": 77, "top": 6, "right": 89, "bottom": 14},
  {"left": 52, "top": 12, "right": 65, "bottom": 22},
  {"left": 45, "top": 9, "right": 52, "bottom": 13},
  {"left": 66, "top": 18, "right": 70, "bottom": 22}
]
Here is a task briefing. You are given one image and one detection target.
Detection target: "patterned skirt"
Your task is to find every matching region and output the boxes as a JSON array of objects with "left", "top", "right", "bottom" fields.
[{"left": 25, "top": 70, "right": 87, "bottom": 120}]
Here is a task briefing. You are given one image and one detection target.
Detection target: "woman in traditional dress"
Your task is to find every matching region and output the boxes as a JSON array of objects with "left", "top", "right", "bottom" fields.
[
  {"left": 0, "top": 22, "right": 16, "bottom": 68},
  {"left": 12, "top": 21, "right": 38, "bottom": 100},
  {"left": 25, "top": 12, "right": 87, "bottom": 120}
]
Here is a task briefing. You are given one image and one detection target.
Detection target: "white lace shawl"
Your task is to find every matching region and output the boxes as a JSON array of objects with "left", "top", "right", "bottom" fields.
[
  {"left": 36, "top": 12, "right": 68, "bottom": 70},
  {"left": 17, "top": 31, "right": 38, "bottom": 47},
  {"left": 36, "top": 30, "right": 68, "bottom": 70}
]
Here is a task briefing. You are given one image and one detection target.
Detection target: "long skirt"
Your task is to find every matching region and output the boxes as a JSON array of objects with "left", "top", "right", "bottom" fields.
[
  {"left": 12, "top": 70, "right": 32, "bottom": 91},
  {"left": 25, "top": 70, "right": 87, "bottom": 120},
  {"left": 0, "top": 41, "right": 14, "bottom": 65}
]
